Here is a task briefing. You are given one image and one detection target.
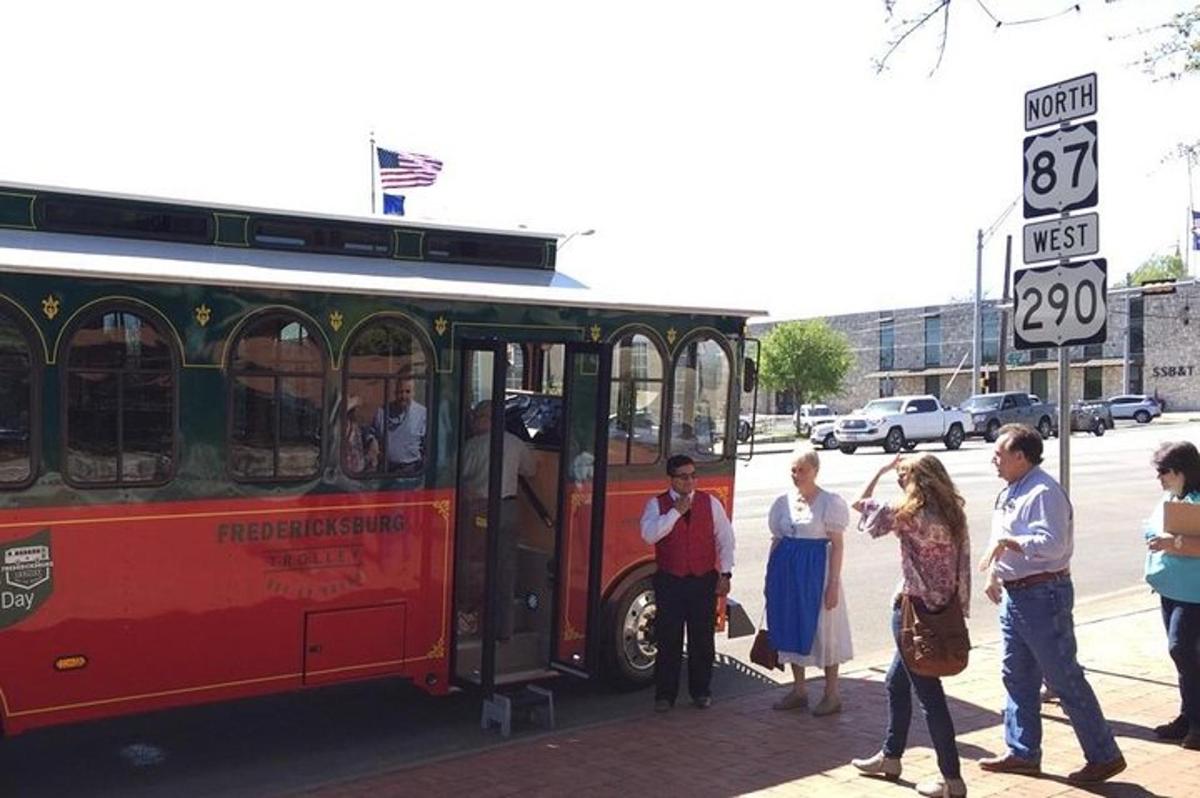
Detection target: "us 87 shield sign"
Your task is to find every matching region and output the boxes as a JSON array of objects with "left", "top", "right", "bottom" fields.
[
  {"left": 1023, "top": 121, "right": 1099, "bottom": 219},
  {"left": 1013, "top": 259, "right": 1107, "bottom": 349}
]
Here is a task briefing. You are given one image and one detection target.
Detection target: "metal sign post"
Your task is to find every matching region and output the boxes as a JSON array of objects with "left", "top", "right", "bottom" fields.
[{"left": 1019, "top": 73, "right": 1101, "bottom": 496}]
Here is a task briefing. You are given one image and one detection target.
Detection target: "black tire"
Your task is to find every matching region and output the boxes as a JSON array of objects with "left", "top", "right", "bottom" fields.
[
  {"left": 943, "top": 423, "right": 964, "bottom": 450},
  {"left": 1093, "top": 419, "right": 1106, "bottom": 436},
  {"left": 737, "top": 419, "right": 752, "bottom": 442},
  {"left": 882, "top": 427, "right": 905, "bottom": 454},
  {"left": 822, "top": 432, "right": 838, "bottom": 450},
  {"left": 902, "top": 441, "right": 918, "bottom": 451},
  {"left": 984, "top": 419, "right": 1001, "bottom": 443},
  {"left": 1037, "top": 417, "right": 1053, "bottom": 439},
  {"left": 839, "top": 444, "right": 857, "bottom": 455},
  {"left": 603, "top": 575, "right": 657, "bottom": 689},
  {"left": 1135, "top": 410, "right": 1151, "bottom": 424}
]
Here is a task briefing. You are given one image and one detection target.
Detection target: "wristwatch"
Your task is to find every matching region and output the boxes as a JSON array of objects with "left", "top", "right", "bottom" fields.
[
  {"left": 721, "top": 572, "right": 733, "bottom": 578},
  {"left": 1174, "top": 535, "right": 1184, "bottom": 551}
]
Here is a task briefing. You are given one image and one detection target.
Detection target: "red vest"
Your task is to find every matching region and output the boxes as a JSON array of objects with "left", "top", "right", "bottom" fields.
[{"left": 654, "top": 490, "right": 718, "bottom": 577}]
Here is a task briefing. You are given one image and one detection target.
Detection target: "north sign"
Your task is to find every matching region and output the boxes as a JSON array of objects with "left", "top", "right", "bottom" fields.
[
  {"left": 1022, "top": 213, "right": 1099, "bottom": 264},
  {"left": 1023, "top": 121, "right": 1099, "bottom": 219},
  {"left": 1013, "top": 259, "right": 1107, "bottom": 349},
  {"left": 1024, "top": 72, "right": 1097, "bottom": 131}
]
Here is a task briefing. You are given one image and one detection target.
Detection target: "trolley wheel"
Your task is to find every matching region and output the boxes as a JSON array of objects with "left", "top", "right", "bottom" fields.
[{"left": 603, "top": 575, "right": 656, "bottom": 690}]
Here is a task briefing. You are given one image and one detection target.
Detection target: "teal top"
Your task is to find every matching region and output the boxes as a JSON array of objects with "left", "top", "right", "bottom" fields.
[{"left": 1144, "top": 490, "right": 1200, "bottom": 603}]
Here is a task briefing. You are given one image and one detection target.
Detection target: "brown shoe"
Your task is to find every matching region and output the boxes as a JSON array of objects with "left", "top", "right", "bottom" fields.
[
  {"left": 1067, "top": 755, "right": 1126, "bottom": 784},
  {"left": 772, "top": 691, "right": 809, "bottom": 711},
  {"left": 978, "top": 752, "right": 1041, "bottom": 776}
]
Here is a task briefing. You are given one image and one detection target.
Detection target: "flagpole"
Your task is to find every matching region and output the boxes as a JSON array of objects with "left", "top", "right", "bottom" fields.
[{"left": 369, "top": 131, "right": 376, "bottom": 215}]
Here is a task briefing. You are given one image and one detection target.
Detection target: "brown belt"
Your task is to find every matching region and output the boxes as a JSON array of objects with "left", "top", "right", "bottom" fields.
[{"left": 1003, "top": 568, "right": 1070, "bottom": 591}]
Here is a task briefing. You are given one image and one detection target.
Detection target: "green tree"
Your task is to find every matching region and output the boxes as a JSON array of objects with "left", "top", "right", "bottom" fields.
[
  {"left": 1123, "top": 249, "right": 1187, "bottom": 286},
  {"left": 759, "top": 320, "right": 854, "bottom": 432}
]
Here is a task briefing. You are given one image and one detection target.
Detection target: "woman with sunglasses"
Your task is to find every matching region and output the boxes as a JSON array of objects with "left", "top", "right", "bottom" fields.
[
  {"left": 1144, "top": 441, "right": 1200, "bottom": 748},
  {"left": 850, "top": 453, "right": 971, "bottom": 798},
  {"left": 764, "top": 446, "right": 852, "bottom": 716}
]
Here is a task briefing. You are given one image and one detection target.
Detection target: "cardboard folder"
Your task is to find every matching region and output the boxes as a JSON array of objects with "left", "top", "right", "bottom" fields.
[{"left": 1163, "top": 502, "right": 1200, "bottom": 536}]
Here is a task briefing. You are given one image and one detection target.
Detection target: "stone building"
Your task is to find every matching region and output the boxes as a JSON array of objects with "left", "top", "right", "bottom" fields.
[{"left": 753, "top": 281, "right": 1200, "bottom": 413}]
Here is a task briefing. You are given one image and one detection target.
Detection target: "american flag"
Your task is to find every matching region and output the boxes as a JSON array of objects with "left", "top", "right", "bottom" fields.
[{"left": 377, "top": 147, "right": 443, "bottom": 189}]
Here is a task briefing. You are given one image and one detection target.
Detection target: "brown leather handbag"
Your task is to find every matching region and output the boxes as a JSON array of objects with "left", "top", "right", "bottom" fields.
[
  {"left": 899, "top": 549, "right": 970, "bottom": 678},
  {"left": 750, "top": 629, "right": 782, "bottom": 671}
]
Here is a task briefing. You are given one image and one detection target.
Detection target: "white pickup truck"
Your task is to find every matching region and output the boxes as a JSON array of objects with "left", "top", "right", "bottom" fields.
[{"left": 834, "top": 395, "right": 970, "bottom": 454}]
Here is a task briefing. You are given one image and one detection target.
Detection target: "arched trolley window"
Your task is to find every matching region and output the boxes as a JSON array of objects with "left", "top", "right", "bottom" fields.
[
  {"left": 64, "top": 308, "right": 177, "bottom": 486},
  {"left": 607, "top": 331, "right": 665, "bottom": 465},
  {"left": 0, "top": 309, "right": 35, "bottom": 487},
  {"left": 669, "top": 334, "right": 731, "bottom": 462},
  {"left": 342, "top": 317, "right": 430, "bottom": 478},
  {"left": 229, "top": 313, "right": 326, "bottom": 481}
]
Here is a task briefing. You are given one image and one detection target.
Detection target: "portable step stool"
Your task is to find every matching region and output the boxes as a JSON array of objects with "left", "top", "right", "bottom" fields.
[{"left": 481, "top": 684, "right": 555, "bottom": 737}]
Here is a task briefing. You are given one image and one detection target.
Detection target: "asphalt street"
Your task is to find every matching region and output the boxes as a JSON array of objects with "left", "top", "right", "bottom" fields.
[{"left": 720, "top": 416, "right": 1196, "bottom": 663}]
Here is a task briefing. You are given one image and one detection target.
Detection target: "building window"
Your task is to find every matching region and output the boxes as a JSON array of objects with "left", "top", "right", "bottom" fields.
[
  {"left": 879, "top": 318, "right": 895, "bottom": 371},
  {"left": 1083, "top": 342, "right": 1104, "bottom": 359},
  {"left": 0, "top": 309, "right": 34, "bottom": 486},
  {"left": 1029, "top": 347, "right": 1050, "bottom": 363},
  {"left": 65, "top": 308, "right": 176, "bottom": 486},
  {"left": 982, "top": 309, "right": 1000, "bottom": 364},
  {"left": 924, "top": 314, "right": 941, "bottom": 367},
  {"left": 1030, "top": 369, "right": 1049, "bottom": 401},
  {"left": 610, "top": 331, "right": 664, "bottom": 465},
  {"left": 343, "top": 317, "right": 430, "bottom": 478},
  {"left": 879, "top": 376, "right": 896, "bottom": 398},
  {"left": 1130, "top": 296, "right": 1145, "bottom": 356},
  {"left": 229, "top": 313, "right": 325, "bottom": 481},
  {"left": 1129, "top": 363, "right": 1144, "bottom": 394},
  {"left": 505, "top": 343, "right": 525, "bottom": 390},
  {"left": 670, "top": 335, "right": 730, "bottom": 462},
  {"left": 1083, "top": 366, "right": 1103, "bottom": 400},
  {"left": 924, "top": 374, "right": 941, "bottom": 398}
]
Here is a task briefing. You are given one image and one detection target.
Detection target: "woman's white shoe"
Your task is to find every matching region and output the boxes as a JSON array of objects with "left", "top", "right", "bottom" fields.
[
  {"left": 914, "top": 776, "right": 966, "bottom": 797},
  {"left": 850, "top": 751, "right": 902, "bottom": 781}
]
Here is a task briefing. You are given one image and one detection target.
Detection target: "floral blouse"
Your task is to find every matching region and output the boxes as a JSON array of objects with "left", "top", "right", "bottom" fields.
[{"left": 859, "top": 499, "right": 971, "bottom": 617}]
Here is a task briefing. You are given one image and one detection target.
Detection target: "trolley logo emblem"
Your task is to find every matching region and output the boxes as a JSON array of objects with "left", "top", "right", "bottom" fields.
[{"left": 0, "top": 529, "right": 54, "bottom": 628}]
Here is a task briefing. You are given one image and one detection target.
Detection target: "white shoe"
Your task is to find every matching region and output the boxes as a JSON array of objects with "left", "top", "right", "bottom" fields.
[
  {"left": 915, "top": 776, "right": 967, "bottom": 797},
  {"left": 851, "top": 751, "right": 902, "bottom": 781}
]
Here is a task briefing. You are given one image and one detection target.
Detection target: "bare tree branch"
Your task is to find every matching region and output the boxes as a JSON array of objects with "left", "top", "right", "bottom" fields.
[
  {"left": 929, "top": 0, "right": 952, "bottom": 76},
  {"left": 873, "top": 0, "right": 952, "bottom": 74}
]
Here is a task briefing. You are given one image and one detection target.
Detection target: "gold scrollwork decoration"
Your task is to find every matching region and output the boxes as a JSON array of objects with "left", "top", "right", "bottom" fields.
[
  {"left": 194, "top": 304, "right": 212, "bottom": 327},
  {"left": 41, "top": 295, "right": 60, "bottom": 321},
  {"left": 589, "top": 324, "right": 601, "bottom": 342},
  {"left": 432, "top": 499, "right": 451, "bottom": 520},
  {"left": 562, "top": 622, "right": 584, "bottom": 642},
  {"left": 425, "top": 637, "right": 446, "bottom": 659},
  {"left": 329, "top": 310, "right": 344, "bottom": 332},
  {"left": 570, "top": 492, "right": 591, "bottom": 511},
  {"left": 433, "top": 315, "right": 448, "bottom": 336},
  {"left": 666, "top": 327, "right": 678, "bottom": 346}
]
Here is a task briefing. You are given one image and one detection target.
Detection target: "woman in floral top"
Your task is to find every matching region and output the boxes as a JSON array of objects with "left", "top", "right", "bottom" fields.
[{"left": 849, "top": 453, "right": 971, "bottom": 798}]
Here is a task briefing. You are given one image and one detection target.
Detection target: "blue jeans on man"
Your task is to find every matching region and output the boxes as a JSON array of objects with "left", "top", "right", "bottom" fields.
[
  {"left": 999, "top": 575, "right": 1120, "bottom": 764},
  {"left": 883, "top": 604, "right": 961, "bottom": 779}
]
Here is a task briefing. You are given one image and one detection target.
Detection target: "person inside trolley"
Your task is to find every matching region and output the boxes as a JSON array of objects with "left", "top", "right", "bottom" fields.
[{"left": 366, "top": 378, "right": 427, "bottom": 476}]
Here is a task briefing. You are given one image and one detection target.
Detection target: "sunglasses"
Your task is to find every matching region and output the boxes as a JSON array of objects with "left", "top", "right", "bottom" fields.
[{"left": 671, "top": 471, "right": 697, "bottom": 480}]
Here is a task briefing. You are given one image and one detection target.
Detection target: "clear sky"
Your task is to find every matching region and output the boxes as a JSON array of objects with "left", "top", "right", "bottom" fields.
[{"left": 2, "top": 1, "right": 1196, "bottom": 321}]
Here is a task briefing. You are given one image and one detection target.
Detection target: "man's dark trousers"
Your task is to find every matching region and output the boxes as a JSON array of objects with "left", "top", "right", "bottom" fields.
[{"left": 654, "top": 569, "right": 718, "bottom": 704}]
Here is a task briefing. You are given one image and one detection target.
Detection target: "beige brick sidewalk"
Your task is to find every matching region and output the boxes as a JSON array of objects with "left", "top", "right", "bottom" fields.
[{"left": 302, "top": 594, "right": 1198, "bottom": 797}]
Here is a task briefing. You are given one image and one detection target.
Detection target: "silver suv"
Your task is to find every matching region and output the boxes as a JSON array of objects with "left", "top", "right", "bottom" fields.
[{"left": 1107, "top": 394, "right": 1162, "bottom": 424}]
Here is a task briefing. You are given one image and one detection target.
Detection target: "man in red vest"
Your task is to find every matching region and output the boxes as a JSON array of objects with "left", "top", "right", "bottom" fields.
[{"left": 640, "top": 454, "right": 736, "bottom": 711}]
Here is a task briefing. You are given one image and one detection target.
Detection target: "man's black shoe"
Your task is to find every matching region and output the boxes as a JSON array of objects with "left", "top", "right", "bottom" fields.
[
  {"left": 654, "top": 699, "right": 673, "bottom": 713},
  {"left": 1155, "top": 715, "right": 1189, "bottom": 741},
  {"left": 692, "top": 695, "right": 712, "bottom": 709}
]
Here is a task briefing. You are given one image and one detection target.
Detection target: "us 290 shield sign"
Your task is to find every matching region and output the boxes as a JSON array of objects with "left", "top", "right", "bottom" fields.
[
  {"left": 1022, "top": 121, "right": 1099, "bottom": 219},
  {"left": 1012, "top": 259, "right": 1107, "bottom": 350}
]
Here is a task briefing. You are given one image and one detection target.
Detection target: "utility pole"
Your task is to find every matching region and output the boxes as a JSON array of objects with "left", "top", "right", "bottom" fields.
[
  {"left": 997, "top": 234, "right": 1012, "bottom": 392},
  {"left": 974, "top": 229, "right": 983, "bottom": 393}
]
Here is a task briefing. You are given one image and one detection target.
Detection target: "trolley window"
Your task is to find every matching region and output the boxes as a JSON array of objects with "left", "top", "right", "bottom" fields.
[
  {"left": 669, "top": 335, "right": 730, "bottom": 462},
  {"left": 608, "top": 331, "right": 664, "bottom": 465},
  {"left": 343, "top": 317, "right": 429, "bottom": 478},
  {"left": 229, "top": 314, "right": 325, "bottom": 481},
  {"left": 0, "top": 310, "right": 33, "bottom": 486},
  {"left": 65, "top": 309, "right": 176, "bottom": 486}
]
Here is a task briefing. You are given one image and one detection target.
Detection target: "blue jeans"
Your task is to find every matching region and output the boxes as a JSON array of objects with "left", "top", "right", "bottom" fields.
[
  {"left": 883, "top": 604, "right": 961, "bottom": 779},
  {"left": 1161, "top": 595, "right": 1200, "bottom": 730},
  {"left": 999, "top": 576, "right": 1119, "bottom": 763}
]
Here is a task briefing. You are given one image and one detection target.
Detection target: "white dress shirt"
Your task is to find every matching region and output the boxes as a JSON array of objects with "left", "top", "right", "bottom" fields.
[{"left": 639, "top": 489, "right": 736, "bottom": 573}]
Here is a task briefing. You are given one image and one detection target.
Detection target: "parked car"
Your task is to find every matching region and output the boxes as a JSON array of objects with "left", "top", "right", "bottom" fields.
[
  {"left": 834, "top": 395, "right": 969, "bottom": 454},
  {"left": 1068, "top": 399, "right": 1112, "bottom": 436},
  {"left": 960, "top": 391, "right": 1056, "bottom": 441},
  {"left": 797, "top": 403, "right": 836, "bottom": 437},
  {"left": 1107, "top": 394, "right": 1162, "bottom": 424},
  {"left": 809, "top": 419, "right": 839, "bottom": 450}
]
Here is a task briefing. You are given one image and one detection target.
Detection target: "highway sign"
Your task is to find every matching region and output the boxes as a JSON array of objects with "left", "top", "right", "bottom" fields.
[
  {"left": 1025, "top": 73, "right": 1097, "bottom": 131},
  {"left": 1022, "top": 213, "right": 1099, "bottom": 264},
  {"left": 1023, "top": 121, "right": 1099, "bottom": 219},
  {"left": 1013, "top": 259, "right": 1107, "bottom": 349}
]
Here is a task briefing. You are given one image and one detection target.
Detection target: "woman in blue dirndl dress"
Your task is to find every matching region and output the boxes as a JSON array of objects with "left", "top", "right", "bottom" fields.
[{"left": 765, "top": 446, "right": 853, "bottom": 716}]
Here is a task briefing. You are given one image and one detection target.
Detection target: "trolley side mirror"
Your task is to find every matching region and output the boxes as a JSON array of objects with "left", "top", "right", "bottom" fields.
[{"left": 743, "top": 357, "right": 757, "bottom": 393}]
